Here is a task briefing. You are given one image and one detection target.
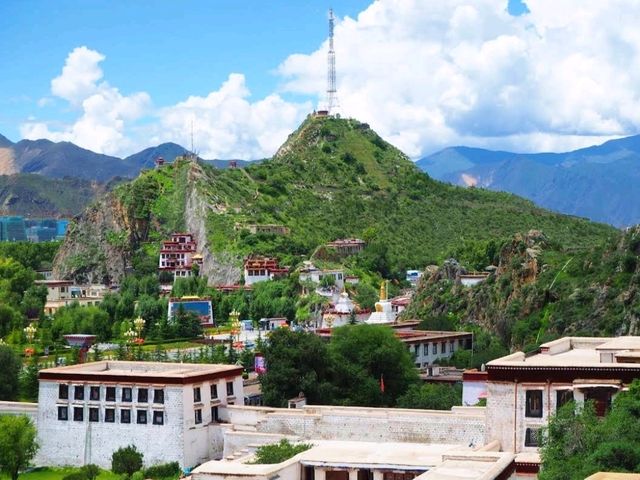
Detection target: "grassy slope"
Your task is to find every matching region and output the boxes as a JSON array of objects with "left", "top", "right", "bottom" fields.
[{"left": 110, "top": 116, "right": 615, "bottom": 276}]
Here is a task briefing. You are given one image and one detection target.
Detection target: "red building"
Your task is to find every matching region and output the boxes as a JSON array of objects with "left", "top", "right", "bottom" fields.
[
  {"left": 243, "top": 255, "right": 288, "bottom": 285},
  {"left": 159, "top": 233, "right": 203, "bottom": 280}
]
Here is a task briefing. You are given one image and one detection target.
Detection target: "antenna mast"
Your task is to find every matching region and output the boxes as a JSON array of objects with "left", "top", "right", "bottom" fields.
[{"left": 326, "top": 8, "right": 339, "bottom": 115}]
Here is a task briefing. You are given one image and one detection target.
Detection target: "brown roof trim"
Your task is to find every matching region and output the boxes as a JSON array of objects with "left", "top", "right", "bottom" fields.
[
  {"left": 39, "top": 366, "right": 243, "bottom": 385},
  {"left": 487, "top": 365, "right": 640, "bottom": 383},
  {"left": 514, "top": 461, "right": 540, "bottom": 474}
]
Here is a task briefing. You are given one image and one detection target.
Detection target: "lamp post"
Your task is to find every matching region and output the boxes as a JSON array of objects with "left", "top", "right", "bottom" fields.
[
  {"left": 124, "top": 329, "right": 136, "bottom": 344},
  {"left": 229, "top": 309, "right": 241, "bottom": 342},
  {"left": 133, "top": 316, "right": 146, "bottom": 340},
  {"left": 23, "top": 322, "right": 37, "bottom": 357}
]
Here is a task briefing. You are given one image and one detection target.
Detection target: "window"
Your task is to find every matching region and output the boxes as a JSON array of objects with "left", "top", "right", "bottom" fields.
[
  {"left": 211, "top": 384, "right": 218, "bottom": 399},
  {"left": 105, "top": 408, "right": 115, "bottom": 423},
  {"left": 211, "top": 406, "right": 219, "bottom": 423},
  {"left": 423, "top": 344, "right": 428, "bottom": 356},
  {"left": 137, "top": 410, "right": 147, "bottom": 424},
  {"left": 59, "top": 384, "right": 69, "bottom": 400},
  {"left": 441, "top": 342, "right": 446, "bottom": 354},
  {"left": 226, "top": 381, "right": 234, "bottom": 396},
  {"left": 556, "top": 390, "right": 574, "bottom": 409},
  {"left": 153, "top": 389, "right": 164, "bottom": 404},
  {"left": 58, "top": 406, "right": 68, "bottom": 421},
  {"left": 90, "top": 386, "right": 100, "bottom": 401},
  {"left": 89, "top": 407, "right": 99, "bottom": 422},
  {"left": 73, "top": 406, "right": 84, "bottom": 422},
  {"left": 106, "top": 387, "right": 116, "bottom": 402},
  {"left": 193, "top": 387, "right": 202, "bottom": 403},
  {"left": 138, "top": 388, "right": 148, "bottom": 403},
  {"left": 153, "top": 411, "right": 164, "bottom": 425},
  {"left": 525, "top": 390, "right": 543, "bottom": 418},
  {"left": 195, "top": 409, "right": 202, "bottom": 424},
  {"left": 432, "top": 343, "right": 437, "bottom": 354},
  {"left": 121, "top": 409, "right": 131, "bottom": 424},
  {"left": 525, "top": 428, "right": 541, "bottom": 447},
  {"left": 74, "top": 386, "right": 84, "bottom": 400},
  {"left": 449, "top": 341, "right": 454, "bottom": 353},
  {"left": 122, "top": 387, "right": 132, "bottom": 402}
]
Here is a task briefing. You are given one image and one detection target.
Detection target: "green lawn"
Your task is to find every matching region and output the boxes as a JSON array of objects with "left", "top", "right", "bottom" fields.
[{"left": 1, "top": 467, "right": 119, "bottom": 480}]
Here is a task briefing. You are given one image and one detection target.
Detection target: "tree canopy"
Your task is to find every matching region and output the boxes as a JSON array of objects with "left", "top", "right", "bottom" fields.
[
  {"left": 540, "top": 380, "right": 640, "bottom": 479},
  {"left": 0, "top": 415, "right": 39, "bottom": 480}
]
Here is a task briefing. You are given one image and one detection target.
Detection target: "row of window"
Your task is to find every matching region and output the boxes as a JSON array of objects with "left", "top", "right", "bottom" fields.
[
  {"left": 58, "top": 406, "right": 164, "bottom": 425},
  {"left": 525, "top": 389, "right": 574, "bottom": 418},
  {"left": 246, "top": 269, "right": 269, "bottom": 276},
  {"left": 193, "top": 382, "right": 234, "bottom": 403},
  {"left": 195, "top": 406, "right": 220, "bottom": 424},
  {"left": 59, "top": 385, "right": 164, "bottom": 404}
]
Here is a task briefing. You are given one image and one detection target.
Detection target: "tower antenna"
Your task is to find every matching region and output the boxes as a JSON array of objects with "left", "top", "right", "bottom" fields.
[{"left": 325, "top": 8, "right": 340, "bottom": 115}]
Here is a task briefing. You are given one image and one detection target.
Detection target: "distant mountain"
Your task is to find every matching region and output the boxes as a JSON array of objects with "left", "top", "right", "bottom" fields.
[
  {"left": 123, "top": 142, "right": 189, "bottom": 170},
  {"left": 0, "top": 134, "right": 260, "bottom": 183},
  {"left": 0, "top": 174, "right": 103, "bottom": 217},
  {"left": 417, "top": 135, "right": 640, "bottom": 226}
]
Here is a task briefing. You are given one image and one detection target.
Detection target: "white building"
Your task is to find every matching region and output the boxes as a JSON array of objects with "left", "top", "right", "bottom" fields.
[
  {"left": 35, "top": 280, "right": 107, "bottom": 315},
  {"left": 36, "top": 361, "right": 244, "bottom": 469},
  {"left": 398, "top": 331, "right": 473, "bottom": 369},
  {"left": 485, "top": 336, "right": 640, "bottom": 474}
]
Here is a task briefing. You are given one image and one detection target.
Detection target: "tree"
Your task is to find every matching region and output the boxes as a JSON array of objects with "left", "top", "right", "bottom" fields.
[
  {"left": 328, "top": 324, "right": 418, "bottom": 406},
  {"left": 540, "top": 380, "right": 640, "bottom": 479},
  {"left": 19, "top": 359, "right": 40, "bottom": 402},
  {"left": 112, "top": 445, "right": 144, "bottom": 477},
  {"left": 251, "top": 439, "right": 312, "bottom": 464},
  {"left": 0, "top": 346, "right": 20, "bottom": 400},
  {"left": 396, "top": 383, "right": 462, "bottom": 410},
  {"left": 259, "top": 329, "right": 334, "bottom": 407},
  {"left": 81, "top": 464, "right": 100, "bottom": 480},
  {"left": 0, "top": 415, "right": 39, "bottom": 480}
]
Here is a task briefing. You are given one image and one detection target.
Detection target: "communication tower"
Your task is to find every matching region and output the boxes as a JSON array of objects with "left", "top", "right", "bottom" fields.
[{"left": 325, "top": 8, "right": 340, "bottom": 115}]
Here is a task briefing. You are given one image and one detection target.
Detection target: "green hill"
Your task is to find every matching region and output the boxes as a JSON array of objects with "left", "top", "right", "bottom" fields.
[{"left": 53, "top": 115, "right": 615, "bottom": 284}]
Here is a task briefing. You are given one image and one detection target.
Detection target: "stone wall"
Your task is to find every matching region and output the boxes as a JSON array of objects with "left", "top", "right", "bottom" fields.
[{"left": 225, "top": 404, "right": 486, "bottom": 447}]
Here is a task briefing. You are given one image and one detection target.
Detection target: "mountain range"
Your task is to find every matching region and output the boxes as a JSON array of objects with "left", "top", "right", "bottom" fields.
[
  {"left": 0, "top": 135, "right": 249, "bottom": 182},
  {"left": 417, "top": 135, "right": 640, "bottom": 227}
]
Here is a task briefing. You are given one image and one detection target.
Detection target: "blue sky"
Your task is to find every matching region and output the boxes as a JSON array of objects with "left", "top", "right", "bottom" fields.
[{"left": 1, "top": 0, "right": 638, "bottom": 160}]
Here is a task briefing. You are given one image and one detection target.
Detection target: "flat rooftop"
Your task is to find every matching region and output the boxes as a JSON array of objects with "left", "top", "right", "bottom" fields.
[
  {"left": 39, "top": 361, "right": 242, "bottom": 385},
  {"left": 488, "top": 337, "right": 640, "bottom": 369}
]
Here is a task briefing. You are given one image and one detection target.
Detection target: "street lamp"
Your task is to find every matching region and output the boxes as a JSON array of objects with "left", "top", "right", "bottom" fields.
[
  {"left": 229, "top": 309, "right": 241, "bottom": 340},
  {"left": 24, "top": 323, "right": 37, "bottom": 344},
  {"left": 124, "top": 329, "right": 136, "bottom": 344},
  {"left": 133, "top": 316, "right": 146, "bottom": 339}
]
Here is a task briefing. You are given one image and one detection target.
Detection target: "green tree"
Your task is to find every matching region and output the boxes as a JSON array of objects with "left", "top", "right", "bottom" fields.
[
  {"left": 251, "top": 439, "right": 312, "bottom": 464},
  {"left": 112, "top": 445, "right": 144, "bottom": 477},
  {"left": 19, "top": 359, "right": 40, "bottom": 402},
  {"left": 328, "top": 324, "right": 418, "bottom": 406},
  {"left": 81, "top": 464, "right": 100, "bottom": 480},
  {"left": 259, "top": 329, "right": 334, "bottom": 406},
  {"left": 0, "top": 346, "right": 20, "bottom": 400},
  {"left": 396, "top": 383, "right": 461, "bottom": 410},
  {"left": 0, "top": 415, "right": 39, "bottom": 480}
]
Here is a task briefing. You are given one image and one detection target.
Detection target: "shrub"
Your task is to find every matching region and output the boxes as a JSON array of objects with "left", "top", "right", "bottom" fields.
[
  {"left": 61, "top": 472, "right": 87, "bottom": 480},
  {"left": 112, "top": 445, "right": 144, "bottom": 477},
  {"left": 144, "top": 462, "right": 180, "bottom": 479},
  {"left": 82, "top": 465, "right": 100, "bottom": 480},
  {"left": 251, "top": 439, "right": 312, "bottom": 464}
]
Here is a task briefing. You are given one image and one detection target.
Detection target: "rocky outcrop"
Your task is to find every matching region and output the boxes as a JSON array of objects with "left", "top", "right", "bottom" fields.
[
  {"left": 53, "top": 194, "right": 130, "bottom": 284},
  {"left": 184, "top": 174, "right": 242, "bottom": 286}
]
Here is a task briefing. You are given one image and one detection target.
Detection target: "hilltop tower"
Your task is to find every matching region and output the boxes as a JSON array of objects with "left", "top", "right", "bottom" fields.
[{"left": 325, "top": 8, "right": 340, "bottom": 115}]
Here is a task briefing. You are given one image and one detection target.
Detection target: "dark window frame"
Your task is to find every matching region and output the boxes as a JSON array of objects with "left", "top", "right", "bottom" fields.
[
  {"left": 105, "top": 408, "right": 115, "bottom": 423},
  {"left": 89, "top": 386, "right": 100, "bottom": 401},
  {"left": 556, "top": 390, "right": 574, "bottom": 410},
  {"left": 193, "top": 387, "right": 202, "bottom": 403},
  {"left": 226, "top": 381, "right": 234, "bottom": 396},
  {"left": 89, "top": 407, "right": 99, "bottom": 422},
  {"left": 525, "top": 427, "right": 541, "bottom": 447},
  {"left": 211, "top": 384, "right": 218, "bottom": 399},
  {"left": 121, "top": 408, "right": 131, "bottom": 424},
  {"left": 106, "top": 387, "right": 116, "bottom": 402},
  {"left": 74, "top": 385, "right": 84, "bottom": 400},
  {"left": 153, "top": 389, "right": 164, "bottom": 404},
  {"left": 122, "top": 387, "right": 132, "bottom": 402},
  {"left": 58, "top": 406, "right": 68, "bottom": 421},
  {"left": 73, "top": 406, "right": 84, "bottom": 422},
  {"left": 59, "top": 384, "right": 69, "bottom": 400},
  {"left": 137, "top": 388, "right": 149, "bottom": 403},
  {"left": 136, "top": 409, "right": 148, "bottom": 424},
  {"left": 153, "top": 411, "right": 164, "bottom": 425},
  {"left": 525, "top": 390, "right": 543, "bottom": 418},
  {"left": 211, "top": 406, "right": 219, "bottom": 423},
  {"left": 195, "top": 409, "right": 202, "bottom": 424}
]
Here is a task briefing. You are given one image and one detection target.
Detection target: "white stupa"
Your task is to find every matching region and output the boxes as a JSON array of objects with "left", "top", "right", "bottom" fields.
[
  {"left": 366, "top": 281, "right": 395, "bottom": 324},
  {"left": 334, "top": 291, "right": 355, "bottom": 314}
]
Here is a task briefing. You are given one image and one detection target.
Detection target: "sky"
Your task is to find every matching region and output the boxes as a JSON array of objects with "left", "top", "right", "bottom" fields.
[{"left": 1, "top": 0, "right": 639, "bottom": 160}]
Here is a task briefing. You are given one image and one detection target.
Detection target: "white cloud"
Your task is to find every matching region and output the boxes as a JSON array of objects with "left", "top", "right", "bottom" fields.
[
  {"left": 278, "top": 0, "right": 640, "bottom": 157},
  {"left": 19, "top": 1, "right": 640, "bottom": 159},
  {"left": 21, "top": 46, "right": 150, "bottom": 156},
  {"left": 154, "top": 73, "right": 310, "bottom": 160}
]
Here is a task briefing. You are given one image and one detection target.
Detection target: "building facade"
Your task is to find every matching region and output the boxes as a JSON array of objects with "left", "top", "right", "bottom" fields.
[
  {"left": 159, "top": 233, "right": 203, "bottom": 280},
  {"left": 35, "top": 280, "right": 106, "bottom": 315},
  {"left": 398, "top": 331, "right": 473, "bottom": 368},
  {"left": 243, "top": 256, "right": 288, "bottom": 285},
  {"left": 36, "top": 361, "right": 244, "bottom": 469},
  {"left": 485, "top": 336, "right": 640, "bottom": 469}
]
